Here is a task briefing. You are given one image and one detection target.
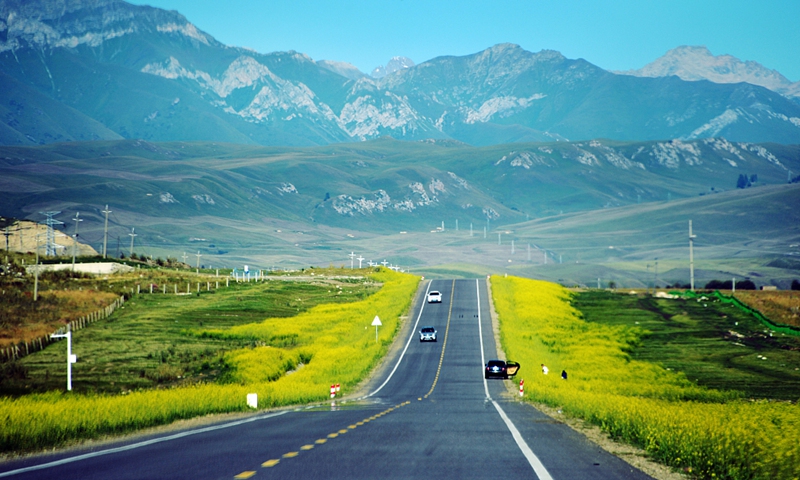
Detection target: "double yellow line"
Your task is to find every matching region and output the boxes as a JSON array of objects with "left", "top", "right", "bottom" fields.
[{"left": 423, "top": 279, "right": 455, "bottom": 399}]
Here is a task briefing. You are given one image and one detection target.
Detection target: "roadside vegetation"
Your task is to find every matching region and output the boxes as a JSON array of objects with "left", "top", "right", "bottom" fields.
[
  {"left": 0, "top": 265, "right": 419, "bottom": 453},
  {"left": 492, "top": 275, "right": 799, "bottom": 480}
]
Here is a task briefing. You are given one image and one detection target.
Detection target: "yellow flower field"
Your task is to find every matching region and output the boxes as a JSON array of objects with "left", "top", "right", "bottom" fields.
[
  {"left": 492, "top": 275, "right": 799, "bottom": 480},
  {"left": 1, "top": 269, "right": 419, "bottom": 453}
]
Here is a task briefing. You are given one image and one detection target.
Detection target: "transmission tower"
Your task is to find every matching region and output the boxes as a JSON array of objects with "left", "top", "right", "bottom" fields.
[{"left": 40, "top": 211, "right": 63, "bottom": 257}]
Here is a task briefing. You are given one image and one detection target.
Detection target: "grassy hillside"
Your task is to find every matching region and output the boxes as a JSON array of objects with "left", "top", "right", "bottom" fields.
[{"left": 1, "top": 139, "right": 798, "bottom": 288}]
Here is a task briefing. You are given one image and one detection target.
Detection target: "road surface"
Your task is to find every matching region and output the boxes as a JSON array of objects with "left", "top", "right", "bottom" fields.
[{"left": 1, "top": 279, "right": 653, "bottom": 479}]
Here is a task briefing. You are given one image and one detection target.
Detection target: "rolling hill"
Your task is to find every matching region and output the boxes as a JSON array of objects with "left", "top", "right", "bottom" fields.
[{"left": 1, "top": 137, "right": 798, "bottom": 287}]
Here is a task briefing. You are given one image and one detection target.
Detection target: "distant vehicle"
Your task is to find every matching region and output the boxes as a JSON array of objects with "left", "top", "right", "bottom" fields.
[
  {"left": 427, "top": 291, "right": 442, "bottom": 303},
  {"left": 419, "top": 326, "right": 437, "bottom": 342},
  {"left": 484, "top": 360, "right": 521, "bottom": 379}
]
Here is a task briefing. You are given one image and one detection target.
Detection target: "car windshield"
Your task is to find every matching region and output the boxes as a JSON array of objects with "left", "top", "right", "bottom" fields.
[
  {"left": 487, "top": 361, "right": 505, "bottom": 368},
  {"left": 421, "top": 327, "right": 435, "bottom": 333},
  {"left": 429, "top": 291, "right": 440, "bottom": 296}
]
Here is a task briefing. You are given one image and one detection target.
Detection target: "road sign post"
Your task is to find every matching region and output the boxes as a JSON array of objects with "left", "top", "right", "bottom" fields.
[{"left": 371, "top": 316, "right": 382, "bottom": 343}]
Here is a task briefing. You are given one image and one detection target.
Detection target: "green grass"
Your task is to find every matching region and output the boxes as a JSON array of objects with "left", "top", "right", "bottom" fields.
[
  {"left": 1, "top": 277, "right": 378, "bottom": 396},
  {"left": 571, "top": 291, "right": 800, "bottom": 401}
]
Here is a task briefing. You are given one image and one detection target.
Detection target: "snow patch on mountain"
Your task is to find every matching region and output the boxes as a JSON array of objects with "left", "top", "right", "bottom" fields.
[
  {"left": 338, "top": 93, "right": 420, "bottom": 139},
  {"left": 464, "top": 95, "right": 546, "bottom": 124},
  {"left": 143, "top": 56, "right": 338, "bottom": 123},
  {"left": 0, "top": 14, "right": 134, "bottom": 51},
  {"left": 447, "top": 172, "right": 469, "bottom": 189},
  {"left": 192, "top": 194, "right": 215, "bottom": 204},
  {"left": 277, "top": 183, "right": 298, "bottom": 195},
  {"left": 649, "top": 140, "right": 702, "bottom": 168},
  {"left": 703, "top": 138, "right": 745, "bottom": 161},
  {"left": 685, "top": 109, "right": 741, "bottom": 140},
  {"left": 159, "top": 192, "right": 178, "bottom": 203},
  {"left": 156, "top": 22, "right": 210, "bottom": 45},
  {"left": 740, "top": 144, "right": 785, "bottom": 169},
  {"left": 588, "top": 140, "right": 645, "bottom": 170}
]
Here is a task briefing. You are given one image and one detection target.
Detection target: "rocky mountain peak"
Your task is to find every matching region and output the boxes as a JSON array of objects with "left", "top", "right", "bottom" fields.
[
  {"left": 371, "top": 56, "right": 415, "bottom": 79},
  {"left": 617, "top": 45, "right": 800, "bottom": 99},
  {"left": 0, "top": 0, "right": 216, "bottom": 52}
]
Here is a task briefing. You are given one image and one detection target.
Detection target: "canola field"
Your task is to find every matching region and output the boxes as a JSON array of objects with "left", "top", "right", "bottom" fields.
[
  {"left": 491, "top": 275, "right": 799, "bottom": 480},
  {"left": 0, "top": 269, "right": 419, "bottom": 453}
]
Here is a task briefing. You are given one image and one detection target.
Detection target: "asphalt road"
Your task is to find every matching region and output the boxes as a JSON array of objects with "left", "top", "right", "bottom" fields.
[{"left": 1, "top": 279, "right": 654, "bottom": 480}]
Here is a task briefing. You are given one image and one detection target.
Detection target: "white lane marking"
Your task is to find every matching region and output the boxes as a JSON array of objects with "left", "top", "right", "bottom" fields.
[
  {"left": 491, "top": 399, "right": 554, "bottom": 480},
  {"left": 365, "top": 281, "right": 432, "bottom": 397},
  {"left": 0, "top": 411, "right": 289, "bottom": 478},
  {"left": 476, "top": 279, "right": 554, "bottom": 480}
]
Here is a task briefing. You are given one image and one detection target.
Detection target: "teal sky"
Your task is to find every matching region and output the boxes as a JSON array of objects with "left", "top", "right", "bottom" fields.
[{"left": 128, "top": 0, "right": 800, "bottom": 81}]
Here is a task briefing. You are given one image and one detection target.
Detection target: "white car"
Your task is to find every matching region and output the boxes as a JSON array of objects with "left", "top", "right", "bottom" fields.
[
  {"left": 427, "top": 291, "right": 442, "bottom": 303},
  {"left": 419, "top": 326, "right": 437, "bottom": 342}
]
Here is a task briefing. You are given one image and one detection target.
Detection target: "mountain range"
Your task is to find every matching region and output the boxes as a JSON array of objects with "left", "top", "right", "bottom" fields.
[
  {"left": 2, "top": 0, "right": 800, "bottom": 148},
  {"left": 618, "top": 46, "right": 800, "bottom": 101}
]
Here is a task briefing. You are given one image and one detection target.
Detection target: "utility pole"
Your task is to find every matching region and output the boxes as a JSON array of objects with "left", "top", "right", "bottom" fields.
[
  {"left": 71, "top": 212, "right": 82, "bottom": 271},
  {"left": 654, "top": 258, "right": 658, "bottom": 290},
  {"left": 689, "top": 220, "right": 696, "bottom": 291},
  {"left": 732, "top": 277, "right": 736, "bottom": 294},
  {"left": 195, "top": 251, "right": 202, "bottom": 273},
  {"left": 357, "top": 255, "right": 364, "bottom": 268},
  {"left": 381, "top": 259, "right": 388, "bottom": 268},
  {"left": 182, "top": 252, "right": 188, "bottom": 265},
  {"left": 2, "top": 225, "right": 10, "bottom": 251},
  {"left": 441, "top": 221, "right": 445, "bottom": 232},
  {"left": 102, "top": 205, "right": 111, "bottom": 259},
  {"left": 349, "top": 252, "right": 356, "bottom": 269},
  {"left": 34, "top": 233, "right": 42, "bottom": 301},
  {"left": 128, "top": 227, "right": 137, "bottom": 257}
]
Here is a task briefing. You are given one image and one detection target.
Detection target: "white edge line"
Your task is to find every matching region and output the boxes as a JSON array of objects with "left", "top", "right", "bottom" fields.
[
  {"left": 365, "top": 280, "right": 432, "bottom": 398},
  {"left": 0, "top": 410, "right": 289, "bottom": 478},
  {"left": 492, "top": 400, "right": 554, "bottom": 480},
  {"left": 477, "top": 278, "right": 553, "bottom": 480}
]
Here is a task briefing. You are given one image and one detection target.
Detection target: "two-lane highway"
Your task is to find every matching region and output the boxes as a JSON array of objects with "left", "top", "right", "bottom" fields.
[{"left": 1, "top": 279, "right": 654, "bottom": 479}]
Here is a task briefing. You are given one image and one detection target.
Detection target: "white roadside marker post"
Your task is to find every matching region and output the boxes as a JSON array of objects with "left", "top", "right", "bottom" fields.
[{"left": 51, "top": 324, "right": 77, "bottom": 391}]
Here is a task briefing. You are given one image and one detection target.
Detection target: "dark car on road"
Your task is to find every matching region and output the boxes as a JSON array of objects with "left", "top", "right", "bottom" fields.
[{"left": 484, "top": 360, "right": 520, "bottom": 379}]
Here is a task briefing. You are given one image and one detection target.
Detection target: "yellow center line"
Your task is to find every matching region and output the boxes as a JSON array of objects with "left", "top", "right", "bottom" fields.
[
  {"left": 424, "top": 279, "right": 455, "bottom": 398},
  {"left": 245, "top": 387, "right": 415, "bottom": 476}
]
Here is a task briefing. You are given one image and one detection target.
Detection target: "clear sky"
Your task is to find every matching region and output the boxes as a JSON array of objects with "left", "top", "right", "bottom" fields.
[{"left": 127, "top": 0, "right": 800, "bottom": 81}]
